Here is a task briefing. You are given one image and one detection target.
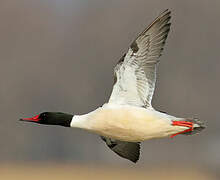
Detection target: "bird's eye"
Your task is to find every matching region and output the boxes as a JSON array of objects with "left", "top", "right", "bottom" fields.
[{"left": 41, "top": 113, "right": 46, "bottom": 118}]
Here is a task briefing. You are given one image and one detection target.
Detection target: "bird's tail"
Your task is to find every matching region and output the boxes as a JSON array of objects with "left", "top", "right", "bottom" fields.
[
  {"left": 171, "top": 118, "right": 206, "bottom": 138},
  {"left": 182, "top": 118, "right": 206, "bottom": 135}
]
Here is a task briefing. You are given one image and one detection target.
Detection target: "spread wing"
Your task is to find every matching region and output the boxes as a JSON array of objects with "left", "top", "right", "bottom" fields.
[
  {"left": 109, "top": 10, "right": 171, "bottom": 108},
  {"left": 101, "top": 136, "right": 140, "bottom": 163}
]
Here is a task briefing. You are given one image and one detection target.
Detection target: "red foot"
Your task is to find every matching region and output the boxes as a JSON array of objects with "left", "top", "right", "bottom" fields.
[{"left": 170, "top": 121, "right": 194, "bottom": 138}]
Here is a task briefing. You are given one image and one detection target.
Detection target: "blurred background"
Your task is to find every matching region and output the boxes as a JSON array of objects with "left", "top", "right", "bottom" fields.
[{"left": 0, "top": 0, "right": 219, "bottom": 179}]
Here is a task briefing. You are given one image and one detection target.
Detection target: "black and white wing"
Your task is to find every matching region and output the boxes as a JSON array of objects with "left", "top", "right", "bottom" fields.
[
  {"left": 101, "top": 136, "right": 140, "bottom": 163},
  {"left": 109, "top": 10, "right": 171, "bottom": 108}
]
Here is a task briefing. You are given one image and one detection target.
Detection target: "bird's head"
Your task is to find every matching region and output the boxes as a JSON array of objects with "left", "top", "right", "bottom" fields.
[{"left": 20, "top": 112, "right": 73, "bottom": 127}]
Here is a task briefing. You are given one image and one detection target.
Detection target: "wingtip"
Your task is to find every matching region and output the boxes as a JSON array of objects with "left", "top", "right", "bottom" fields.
[
  {"left": 131, "top": 154, "right": 140, "bottom": 163},
  {"left": 131, "top": 158, "right": 139, "bottom": 163},
  {"left": 128, "top": 143, "right": 141, "bottom": 163},
  {"left": 162, "top": 9, "right": 171, "bottom": 14},
  {"left": 158, "top": 9, "right": 171, "bottom": 20}
]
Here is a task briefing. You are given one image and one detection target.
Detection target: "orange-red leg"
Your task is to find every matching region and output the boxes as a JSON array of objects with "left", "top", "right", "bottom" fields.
[{"left": 171, "top": 121, "right": 194, "bottom": 138}]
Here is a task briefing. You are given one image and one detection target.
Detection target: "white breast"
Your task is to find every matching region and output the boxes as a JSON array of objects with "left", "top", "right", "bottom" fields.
[{"left": 71, "top": 104, "right": 188, "bottom": 142}]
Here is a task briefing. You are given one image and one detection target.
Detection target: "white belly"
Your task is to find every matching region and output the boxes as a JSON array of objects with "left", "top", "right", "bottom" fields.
[{"left": 71, "top": 105, "right": 188, "bottom": 142}]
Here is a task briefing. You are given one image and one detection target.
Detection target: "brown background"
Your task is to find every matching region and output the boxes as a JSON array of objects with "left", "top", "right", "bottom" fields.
[{"left": 0, "top": 0, "right": 219, "bottom": 179}]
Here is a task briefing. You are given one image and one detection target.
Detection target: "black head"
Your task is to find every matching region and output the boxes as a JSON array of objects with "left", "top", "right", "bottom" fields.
[{"left": 20, "top": 112, "right": 73, "bottom": 127}]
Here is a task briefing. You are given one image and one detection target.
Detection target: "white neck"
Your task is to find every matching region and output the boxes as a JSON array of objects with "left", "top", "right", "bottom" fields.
[
  {"left": 70, "top": 107, "right": 103, "bottom": 131},
  {"left": 70, "top": 113, "right": 92, "bottom": 130}
]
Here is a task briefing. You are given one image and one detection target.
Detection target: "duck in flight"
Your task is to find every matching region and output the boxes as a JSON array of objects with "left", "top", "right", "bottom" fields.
[{"left": 20, "top": 9, "right": 205, "bottom": 163}]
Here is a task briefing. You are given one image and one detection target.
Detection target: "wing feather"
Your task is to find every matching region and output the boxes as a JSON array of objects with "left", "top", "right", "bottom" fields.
[
  {"left": 109, "top": 10, "right": 171, "bottom": 107},
  {"left": 101, "top": 136, "right": 140, "bottom": 163}
]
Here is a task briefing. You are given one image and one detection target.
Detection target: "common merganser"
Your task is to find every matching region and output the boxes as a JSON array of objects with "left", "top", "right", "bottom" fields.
[{"left": 20, "top": 9, "right": 205, "bottom": 163}]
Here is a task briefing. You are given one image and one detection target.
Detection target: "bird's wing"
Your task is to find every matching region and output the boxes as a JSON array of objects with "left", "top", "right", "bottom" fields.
[
  {"left": 109, "top": 10, "right": 171, "bottom": 108},
  {"left": 101, "top": 136, "right": 140, "bottom": 163}
]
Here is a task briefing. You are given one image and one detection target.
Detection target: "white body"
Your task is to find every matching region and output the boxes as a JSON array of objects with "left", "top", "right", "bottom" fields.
[{"left": 71, "top": 104, "right": 188, "bottom": 142}]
